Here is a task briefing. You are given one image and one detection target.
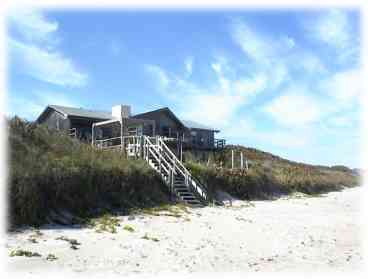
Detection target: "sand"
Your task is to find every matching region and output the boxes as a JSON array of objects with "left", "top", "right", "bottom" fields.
[{"left": 5, "top": 187, "right": 364, "bottom": 277}]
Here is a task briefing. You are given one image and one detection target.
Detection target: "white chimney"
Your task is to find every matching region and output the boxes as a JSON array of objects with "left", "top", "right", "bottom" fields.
[{"left": 112, "top": 105, "right": 131, "bottom": 119}]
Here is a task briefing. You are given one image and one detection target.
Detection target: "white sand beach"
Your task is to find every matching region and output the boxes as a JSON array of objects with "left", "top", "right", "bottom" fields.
[{"left": 5, "top": 187, "right": 364, "bottom": 277}]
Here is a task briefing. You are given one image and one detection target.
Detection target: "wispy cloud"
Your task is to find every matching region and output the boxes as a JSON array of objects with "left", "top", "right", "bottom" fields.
[
  {"left": 8, "top": 8, "right": 58, "bottom": 44},
  {"left": 144, "top": 64, "right": 170, "bottom": 90},
  {"left": 263, "top": 87, "right": 323, "bottom": 127},
  {"left": 304, "top": 9, "right": 359, "bottom": 64},
  {"left": 145, "top": 57, "right": 267, "bottom": 128},
  {"left": 306, "top": 9, "right": 351, "bottom": 50},
  {"left": 230, "top": 18, "right": 295, "bottom": 65},
  {"left": 8, "top": 9, "right": 88, "bottom": 87},
  {"left": 184, "top": 57, "right": 193, "bottom": 77},
  {"left": 144, "top": 12, "right": 360, "bottom": 155},
  {"left": 10, "top": 39, "right": 87, "bottom": 87},
  {"left": 319, "top": 69, "right": 362, "bottom": 104}
]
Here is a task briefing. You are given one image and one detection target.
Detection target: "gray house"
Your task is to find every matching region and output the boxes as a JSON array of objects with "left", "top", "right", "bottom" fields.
[{"left": 36, "top": 105, "right": 225, "bottom": 150}]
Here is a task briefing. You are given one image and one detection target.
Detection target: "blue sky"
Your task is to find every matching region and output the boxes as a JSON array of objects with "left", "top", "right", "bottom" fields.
[{"left": 6, "top": 8, "right": 362, "bottom": 168}]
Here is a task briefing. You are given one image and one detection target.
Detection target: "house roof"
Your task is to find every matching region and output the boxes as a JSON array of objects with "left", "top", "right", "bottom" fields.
[
  {"left": 37, "top": 105, "right": 112, "bottom": 123},
  {"left": 133, "top": 107, "right": 219, "bottom": 132},
  {"left": 181, "top": 119, "right": 219, "bottom": 132},
  {"left": 37, "top": 105, "right": 220, "bottom": 132},
  {"left": 132, "top": 107, "right": 186, "bottom": 128}
]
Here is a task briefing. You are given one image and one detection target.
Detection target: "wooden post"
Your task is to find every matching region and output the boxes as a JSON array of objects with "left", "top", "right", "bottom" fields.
[
  {"left": 246, "top": 158, "right": 249, "bottom": 170},
  {"left": 231, "top": 150, "right": 234, "bottom": 169},
  {"left": 180, "top": 139, "right": 183, "bottom": 162},
  {"left": 91, "top": 124, "right": 95, "bottom": 146},
  {"left": 240, "top": 152, "right": 243, "bottom": 169},
  {"left": 120, "top": 120, "right": 123, "bottom": 153}
]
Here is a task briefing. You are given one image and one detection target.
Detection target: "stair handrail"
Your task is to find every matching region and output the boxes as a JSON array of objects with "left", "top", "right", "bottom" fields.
[
  {"left": 156, "top": 137, "right": 187, "bottom": 178},
  {"left": 157, "top": 137, "right": 208, "bottom": 202},
  {"left": 144, "top": 136, "right": 172, "bottom": 178}
]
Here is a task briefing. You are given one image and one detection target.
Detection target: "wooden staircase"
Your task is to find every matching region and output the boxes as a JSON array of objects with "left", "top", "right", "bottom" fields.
[{"left": 143, "top": 136, "right": 208, "bottom": 207}]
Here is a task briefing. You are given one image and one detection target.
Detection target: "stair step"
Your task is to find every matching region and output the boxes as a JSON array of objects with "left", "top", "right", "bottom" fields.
[
  {"left": 175, "top": 188, "right": 190, "bottom": 192},
  {"left": 182, "top": 197, "right": 197, "bottom": 201},
  {"left": 175, "top": 189, "right": 191, "bottom": 194},
  {"left": 174, "top": 187, "right": 189, "bottom": 191},
  {"left": 180, "top": 195, "right": 196, "bottom": 199},
  {"left": 144, "top": 138, "right": 207, "bottom": 208}
]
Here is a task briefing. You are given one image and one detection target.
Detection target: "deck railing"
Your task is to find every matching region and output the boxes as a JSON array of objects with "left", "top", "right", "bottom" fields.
[
  {"left": 93, "top": 135, "right": 209, "bottom": 203},
  {"left": 214, "top": 138, "right": 226, "bottom": 149},
  {"left": 69, "top": 128, "right": 77, "bottom": 138}
]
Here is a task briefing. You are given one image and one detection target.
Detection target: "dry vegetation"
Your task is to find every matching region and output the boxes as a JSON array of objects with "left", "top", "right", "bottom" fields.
[
  {"left": 184, "top": 145, "right": 360, "bottom": 200},
  {"left": 8, "top": 117, "right": 170, "bottom": 228},
  {"left": 7, "top": 117, "right": 360, "bottom": 228}
]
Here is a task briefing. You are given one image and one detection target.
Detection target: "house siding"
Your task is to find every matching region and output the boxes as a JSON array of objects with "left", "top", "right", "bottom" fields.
[
  {"left": 133, "top": 110, "right": 185, "bottom": 138},
  {"left": 37, "top": 106, "right": 218, "bottom": 150},
  {"left": 183, "top": 128, "right": 215, "bottom": 150},
  {"left": 42, "top": 110, "right": 70, "bottom": 131}
]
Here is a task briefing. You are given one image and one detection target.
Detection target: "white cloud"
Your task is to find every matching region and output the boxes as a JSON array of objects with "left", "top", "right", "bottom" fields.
[
  {"left": 308, "top": 9, "right": 351, "bottom": 50},
  {"left": 305, "top": 9, "right": 358, "bottom": 64},
  {"left": 229, "top": 19, "right": 297, "bottom": 90},
  {"left": 297, "top": 52, "right": 327, "bottom": 74},
  {"left": 185, "top": 57, "right": 193, "bottom": 76},
  {"left": 223, "top": 118, "right": 311, "bottom": 148},
  {"left": 10, "top": 39, "right": 87, "bottom": 87},
  {"left": 8, "top": 9, "right": 88, "bottom": 87},
  {"left": 211, "top": 62, "right": 222, "bottom": 74},
  {"left": 142, "top": 16, "right": 360, "bottom": 156},
  {"left": 320, "top": 69, "right": 362, "bottom": 103},
  {"left": 144, "top": 64, "right": 170, "bottom": 90},
  {"left": 327, "top": 115, "right": 353, "bottom": 128},
  {"left": 182, "top": 93, "right": 243, "bottom": 127},
  {"left": 8, "top": 8, "right": 58, "bottom": 43},
  {"left": 282, "top": 36, "right": 295, "bottom": 49},
  {"left": 264, "top": 87, "right": 323, "bottom": 127},
  {"left": 233, "top": 74, "right": 267, "bottom": 96},
  {"left": 145, "top": 59, "right": 267, "bottom": 128},
  {"left": 230, "top": 19, "right": 295, "bottom": 65},
  {"left": 230, "top": 19, "right": 274, "bottom": 65}
]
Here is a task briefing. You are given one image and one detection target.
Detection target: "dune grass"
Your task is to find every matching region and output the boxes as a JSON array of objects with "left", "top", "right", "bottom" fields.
[
  {"left": 7, "top": 117, "right": 361, "bottom": 227},
  {"left": 184, "top": 146, "right": 360, "bottom": 200},
  {"left": 8, "top": 117, "right": 170, "bottom": 228}
]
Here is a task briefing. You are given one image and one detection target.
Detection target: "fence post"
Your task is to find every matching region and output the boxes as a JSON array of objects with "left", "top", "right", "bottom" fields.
[
  {"left": 91, "top": 124, "right": 95, "bottom": 146},
  {"left": 231, "top": 150, "right": 234, "bottom": 169},
  {"left": 180, "top": 140, "right": 183, "bottom": 162},
  {"left": 240, "top": 152, "right": 243, "bottom": 169}
]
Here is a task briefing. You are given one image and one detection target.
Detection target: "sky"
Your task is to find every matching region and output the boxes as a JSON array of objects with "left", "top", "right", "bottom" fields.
[{"left": 6, "top": 8, "right": 362, "bottom": 168}]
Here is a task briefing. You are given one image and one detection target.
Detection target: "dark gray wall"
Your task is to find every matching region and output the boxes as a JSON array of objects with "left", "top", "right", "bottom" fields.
[
  {"left": 134, "top": 109, "right": 215, "bottom": 149},
  {"left": 41, "top": 110, "right": 70, "bottom": 131},
  {"left": 134, "top": 110, "right": 185, "bottom": 137},
  {"left": 184, "top": 128, "right": 215, "bottom": 150}
]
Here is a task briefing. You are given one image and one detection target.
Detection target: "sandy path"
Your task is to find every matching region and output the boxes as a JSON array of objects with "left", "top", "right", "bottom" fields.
[{"left": 5, "top": 187, "right": 364, "bottom": 277}]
